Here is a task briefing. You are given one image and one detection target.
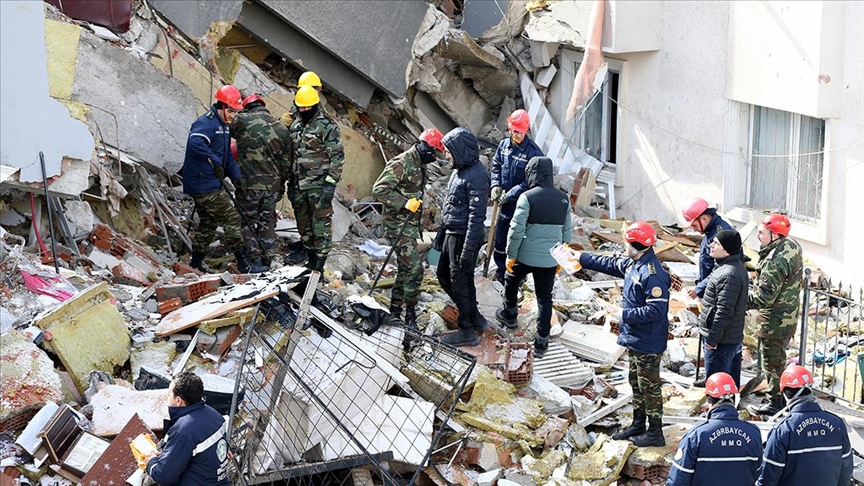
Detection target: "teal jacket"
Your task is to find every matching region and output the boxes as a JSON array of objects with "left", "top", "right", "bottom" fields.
[{"left": 506, "top": 157, "right": 572, "bottom": 268}]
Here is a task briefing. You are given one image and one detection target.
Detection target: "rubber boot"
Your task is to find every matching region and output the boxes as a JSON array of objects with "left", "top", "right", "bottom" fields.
[
  {"left": 404, "top": 305, "right": 418, "bottom": 329},
  {"left": 631, "top": 418, "right": 665, "bottom": 447},
  {"left": 612, "top": 411, "right": 647, "bottom": 440},
  {"left": 389, "top": 303, "right": 404, "bottom": 326},
  {"left": 495, "top": 307, "right": 518, "bottom": 329},
  {"left": 234, "top": 251, "right": 268, "bottom": 274},
  {"left": 534, "top": 336, "right": 549, "bottom": 359},
  {"left": 749, "top": 395, "right": 784, "bottom": 416},
  {"left": 441, "top": 328, "right": 479, "bottom": 347},
  {"left": 189, "top": 251, "right": 208, "bottom": 272}
]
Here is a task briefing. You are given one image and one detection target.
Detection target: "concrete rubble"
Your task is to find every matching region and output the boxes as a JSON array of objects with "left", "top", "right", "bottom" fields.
[{"left": 1, "top": 1, "right": 862, "bottom": 485}]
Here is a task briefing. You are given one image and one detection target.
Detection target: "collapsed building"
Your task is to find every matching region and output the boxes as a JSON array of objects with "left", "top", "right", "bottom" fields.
[{"left": 1, "top": 0, "right": 864, "bottom": 485}]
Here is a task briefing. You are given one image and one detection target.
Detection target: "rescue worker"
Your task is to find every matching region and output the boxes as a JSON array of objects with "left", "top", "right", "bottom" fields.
[
  {"left": 748, "top": 214, "right": 804, "bottom": 417},
  {"left": 698, "top": 229, "right": 748, "bottom": 387},
  {"left": 282, "top": 70, "right": 334, "bottom": 127},
  {"left": 232, "top": 93, "right": 292, "bottom": 270},
  {"left": 668, "top": 372, "right": 762, "bottom": 486},
  {"left": 489, "top": 109, "right": 544, "bottom": 283},
  {"left": 371, "top": 128, "right": 444, "bottom": 328},
  {"left": 435, "top": 128, "right": 490, "bottom": 347},
  {"left": 288, "top": 85, "right": 344, "bottom": 272},
  {"left": 145, "top": 372, "right": 230, "bottom": 485},
  {"left": 680, "top": 197, "right": 738, "bottom": 300},
  {"left": 495, "top": 156, "right": 572, "bottom": 359},
  {"left": 182, "top": 85, "right": 264, "bottom": 274},
  {"left": 575, "top": 222, "right": 670, "bottom": 446},
  {"left": 757, "top": 365, "right": 853, "bottom": 486}
]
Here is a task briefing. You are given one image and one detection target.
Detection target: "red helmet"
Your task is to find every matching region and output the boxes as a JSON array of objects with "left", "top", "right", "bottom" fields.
[
  {"left": 242, "top": 93, "right": 265, "bottom": 108},
  {"left": 624, "top": 222, "right": 657, "bottom": 247},
  {"left": 682, "top": 197, "right": 710, "bottom": 224},
  {"left": 762, "top": 213, "right": 791, "bottom": 237},
  {"left": 705, "top": 372, "right": 738, "bottom": 398},
  {"left": 419, "top": 128, "right": 445, "bottom": 151},
  {"left": 507, "top": 109, "right": 530, "bottom": 133},
  {"left": 230, "top": 139, "right": 238, "bottom": 161},
  {"left": 780, "top": 365, "right": 813, "bottom": 391},
  {"left": 215, "top": 85, "right": 243, "bottom": 110}
]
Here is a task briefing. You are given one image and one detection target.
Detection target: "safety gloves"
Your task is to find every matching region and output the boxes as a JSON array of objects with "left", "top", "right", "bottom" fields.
[{"left": 405, "top": 198, "right": 422, "bottom": 213}]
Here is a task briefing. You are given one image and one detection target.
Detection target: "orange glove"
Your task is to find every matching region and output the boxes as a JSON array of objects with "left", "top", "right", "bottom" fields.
[
  {"left": 506, "top": 259, "right": 516, "bottom": 273},
  {"left": 556, "top": 265, "right": 562, "bottom": 274}
]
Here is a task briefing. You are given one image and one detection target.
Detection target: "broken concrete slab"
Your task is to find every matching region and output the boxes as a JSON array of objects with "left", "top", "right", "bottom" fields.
[
  {"left": 339, "top": 124, "right": 386, "bottom": 200},
  {"left": 0, "top": 332, "right": 64, "bottom": 427},
  {"left": 427, "top": 63, "right": 492, "bottom": 134},
  {"left": 89, "top": 384, "right": 169, "bottom": 437},
  {"left": 567, "top": 434, "right": 634, "bottom": 484},
  {"left": 437, "top": 30, "right": 506, "bottom": 70},
  {"left": 35, "top": 282, "right": 130, "bottom": 393},
  {"left": 147, "top": 0, "right": 243, "bottom": 39}
]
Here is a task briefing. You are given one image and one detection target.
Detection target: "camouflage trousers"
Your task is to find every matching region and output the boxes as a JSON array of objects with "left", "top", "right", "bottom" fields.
[
  {"left": 388, "top": 230, "right": 423, "bottom": 307},
  {"left": 629, "top": 351, "right": 663, "bottom": 420},
  {"left": 757, "top": 312, "right": 798, "bottom": 398},
  {"left": 191, "top": 191, "right": 243, "bottom": 253},
  {"left": 236, "top": 189, "right": 280, "bottom": 260},
  {"left": 293, "top": 187, "right": 334, "bottom": 255}
]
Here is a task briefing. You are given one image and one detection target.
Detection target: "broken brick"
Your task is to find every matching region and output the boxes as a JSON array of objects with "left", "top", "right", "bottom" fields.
[
  {"left": 112, "top": 261, "right": 150, "bottom": 286},
  {"left": 158, "top": 297, "right": 183, "bottom": 315},
  {"left": 173, "top": 261, "right": 203, "bottom": 276},
  {"left": 155, "top": 276, "right": 221, "bottom": 304}
]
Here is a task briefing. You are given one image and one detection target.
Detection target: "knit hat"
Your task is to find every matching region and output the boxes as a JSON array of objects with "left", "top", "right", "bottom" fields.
[{"left": 715, "top": 229, "right": 741, "bottom": 256}]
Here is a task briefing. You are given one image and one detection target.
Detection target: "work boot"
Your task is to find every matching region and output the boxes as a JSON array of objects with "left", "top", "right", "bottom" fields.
[
  {"left": 473, "top": 313, "right": 489, "bottom": 332},
  {"left": 493, "top": 270, "right": 505, "bottom": 286},
  {"left": 306, "top": 251, "right": 319, "bottom": 271},
  {"left": 189, "top": 251, "right": 209, "bottom": 273},
  {"left": 234, "top": 251, "right": 268, "bottom": 274},
  {"left": 312, "top": 255, "right": 327, "bottom": 273},
  {"left": 630, "top": 418, "right": 665, "bottom": 447},
  {"left": 612, "top": 411, "right": 647, "bottom": 440},
  {"left": 495, "top": 307, "right": 518, "bottom": 329},
  {"left": 389, "top": 303, "right": 404, "bottom": 326},
  {"left": 534, "top": 336, "right": 549, "bottom": 359},
  {"left": 748, "top": 396, "right": 784, "bottom": 416},
  {"left": 692, "top": 378, "right": 706, "bottom": 388},
  {"left": 404, "top": 306, "right": 418, "bottom": 329},
  {"left": 285, "top": 243, "right": 308, "bottom": 265},
  {"left": 440, "top": 328, "right": 480, "bottom": 348}
]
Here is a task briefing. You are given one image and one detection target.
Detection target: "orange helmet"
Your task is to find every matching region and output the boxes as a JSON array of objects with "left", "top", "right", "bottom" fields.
[
  {"left": 242, "top": 93, "right": 265, "bottom": 108},
  {"left": 761, "top": 213, "right": 791, "bottom": 237},
  {"left": 419, "top": 128, "right": 445, "bottom": 151},
  {"left": 780, "top": 365, "right": 813, "bottom": 391},
  {"left": 215, "top": 85, "right": 243, "bottom": 110},
  {"left": 705, "top": 372, "right": 738, "bottom": 399},
  {"left": 625, "top": 222, "right": 657, "bottom": 247},
  {"left": 507, "top": 109, "right": 530, "bottom": 133},
  {"left": 682, "top": 197, "right": 710, "bottom": 224}
]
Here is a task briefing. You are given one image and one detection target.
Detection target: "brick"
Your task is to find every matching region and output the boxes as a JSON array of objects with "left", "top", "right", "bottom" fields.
[
  {"left": 112, "top": 261, "right": 150, "bottom": 287},
  {"left": 158, "top": 297, "right": 182, "bottom": 315},
  {"left": 173, "top": 262, "right": 203, "bottom": 276},
  {"left": 155, "top": 276, "right": 221, "bottom": 304}
]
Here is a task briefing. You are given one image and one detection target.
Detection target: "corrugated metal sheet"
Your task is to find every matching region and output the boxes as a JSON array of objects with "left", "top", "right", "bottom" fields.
[{"left": 533, "top": 342, "right": 594, "bottom": 387}]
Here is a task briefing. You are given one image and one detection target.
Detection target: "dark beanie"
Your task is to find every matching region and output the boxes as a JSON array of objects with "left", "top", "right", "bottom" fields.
[{"left": 715, "top": 229, "right": 742, "bottom": 255}]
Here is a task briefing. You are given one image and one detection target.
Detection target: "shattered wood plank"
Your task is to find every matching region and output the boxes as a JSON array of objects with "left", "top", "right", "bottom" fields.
[
  {"left": 591, "top": 231, "right": 623, "bottom": 244},
  {"left": 578, "top": 393, "right": 631, "bottom": 427},
  {"left": 295, "top": 271, "right": 319, "bottom": 330},
  {"left": 154, "top": 289, "right": 279, "bottom": 336}
]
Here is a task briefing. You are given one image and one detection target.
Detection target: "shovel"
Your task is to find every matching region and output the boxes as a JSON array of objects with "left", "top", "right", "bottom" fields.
[
  {"left": 482, "top": 200, "right": 500, "bottom": 278},
  {"left": 739, "top": 337, "right": 764, "bottom": 397}
]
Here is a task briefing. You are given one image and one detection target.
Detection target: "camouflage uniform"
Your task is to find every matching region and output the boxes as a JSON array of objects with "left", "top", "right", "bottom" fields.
[
  {"left": 191, "top": 191, "right": 243, "bottom": 253},
  {"left": 371, "top": 145, "right": 427, "bottom": 307},
  {"left": 289, "top": 109, "right": 344, "bottom": 257},
  {"left": 231, "top": 105, "right": 292, "bottom": 261},
  {"left": 631, "top": 351, "right": 663, "bottom": 420},
  {"left": 748, "top": 236, "right": 803, "bottom": 398}
]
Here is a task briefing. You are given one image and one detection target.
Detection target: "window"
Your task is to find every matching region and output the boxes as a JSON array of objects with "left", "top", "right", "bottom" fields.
[{"left": 745, "top": 105, "right": 825, "bottom": 221}]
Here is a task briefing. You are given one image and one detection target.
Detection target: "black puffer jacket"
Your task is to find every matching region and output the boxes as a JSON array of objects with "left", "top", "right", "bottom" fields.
[
  {"left": 698, "top": 255, "right": 749, "bottom": 346},
  {"left": 441, "top": 128, "right": 490, "bottom": 254}
]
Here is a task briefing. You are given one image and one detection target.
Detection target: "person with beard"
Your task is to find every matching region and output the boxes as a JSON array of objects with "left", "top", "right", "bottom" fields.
[
  {"left": 287, "top": 85, "right": 344, "bottom": 272},
  {"left": 372, "top": 128, "right": 445, "bottom": 328}
]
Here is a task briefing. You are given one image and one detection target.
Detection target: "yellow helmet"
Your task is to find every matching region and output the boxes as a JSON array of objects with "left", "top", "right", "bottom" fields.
[
  {"left": 298, "top": 71, "right": 322, "bottom": 88},
  {"left": 295, "top": 86, "right": 320, "bottom": 107}
]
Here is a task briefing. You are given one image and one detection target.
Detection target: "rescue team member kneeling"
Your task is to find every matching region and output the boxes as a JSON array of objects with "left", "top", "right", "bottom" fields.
[
  {"left": 146, "top": 372, "right": 230, "bottom": 485},
  {"left": 667, "top": 372, "right": 762, "bottom": 486},
  {"left": 757, "top": 365, "right": 852, "bottom": 486}
]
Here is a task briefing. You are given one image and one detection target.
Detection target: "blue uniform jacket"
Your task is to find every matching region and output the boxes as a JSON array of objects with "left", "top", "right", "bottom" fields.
[
  {"left": 146, "top": 401, "right": 230, "bottom": 486},
  {"left": 490, "top": 136, "right": 544, "bottom": 204},
  {"left": 668, "top": 403, "right": 763, "bottom": 486},
  {"left": 579, "top": 249, "right": 670, "bottom": 354},
  {"left": 695, "top": 213, "right": 736, "bottom": 297},
  {"left": 182, "top": 105, "right": 242, "bottom": 195},
  {"left": 757, "top": 396, "right": 852, "bottom": 486}
]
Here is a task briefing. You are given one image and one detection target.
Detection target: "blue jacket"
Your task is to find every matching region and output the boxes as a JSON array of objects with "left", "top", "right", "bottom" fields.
[
  {"left": 490, "top": 136, "right": 544, "bottom": 204},
  {"left": 182, "top": 105, "right": 242, "bottom": 195},
  {"left": 696, "top": 213, "right": 737, "bottom": 297},
  {"left": 507, "top": 157, "right": 572, "bottom": 268},
  {"left": 146, "top": 401, "right": 230, "bottom": 486},
  {"left": 668, "top": 403, "right": 763, "bottom": 486},
  {"left": 757, "top": 396, "right": 852, "bottom": 486},
  {"left": 441, "top": 128, "right": 490, "bottom": 253},
  {"left": 580, "top": 249, "right": 670, "bottom": 354}
]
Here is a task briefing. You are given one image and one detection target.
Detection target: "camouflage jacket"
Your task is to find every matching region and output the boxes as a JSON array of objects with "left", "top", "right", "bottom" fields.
[
  {"left": 748, "top": 235, "right": 803, "bottom": 319},
  {"left": 289, "top": 110, "right": 344, "bottom": 189},
  {"left": 231, "top": 106, "right": 292, "bottom": 191},
  {"left": 371, "top": 145, "right": 427, "bottom": 237}
]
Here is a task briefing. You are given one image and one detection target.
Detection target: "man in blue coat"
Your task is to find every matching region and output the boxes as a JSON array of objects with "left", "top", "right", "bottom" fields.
[
  {"left": 436, "top": 128, "right": 490, "bottom": 347},
  {"left": 146, "top": 372, "right": 230, "bottom": 485},
  {"left": 757, "top": 365, "right": 852, "bottom": 486},
  {"left": 489, "top": 109, "right": 544, "bottom": 284},
  {"left": 495, "top": 156, "right": 571, "bottom": 359},
  {"left": 668, "top": 372, "right": 762, "bottom": 486},
  {"left": 182, "top": 84, "right": 266, "bottom": 274},
  {"left": 576, "top": 222, "right": 670, "bottom": 447},
  {"left": 680, "top": 197, "right": 737, "bottom": 300}
]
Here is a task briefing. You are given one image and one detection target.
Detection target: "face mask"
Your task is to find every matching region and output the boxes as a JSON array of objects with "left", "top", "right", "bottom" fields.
[
  {"left": 299, "top": 104, "right": 319, "bottom": 124},
  {"left": 416, "top": 142, "right": 436, "bottom": 164}
]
